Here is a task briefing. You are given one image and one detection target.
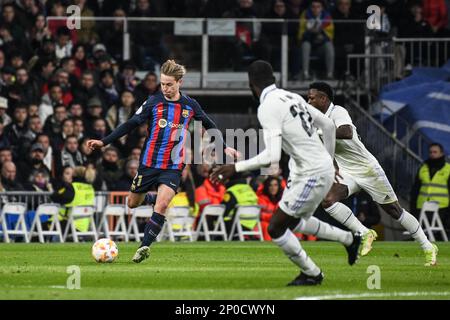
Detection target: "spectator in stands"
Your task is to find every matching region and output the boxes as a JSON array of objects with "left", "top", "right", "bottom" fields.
[
  {"left": 39, "top": 83, "right": 64, "bottom": 124},
  {"left": 33, "top": 58, "right": 56, "bottom": 94},
  {"left": 97, "top": 69, "right": 120, "bottom": 112},
  {"left": 0, "top": 3, "right": 31, "bottom": 59},
  {"left": 422, "top": 0, "right": 448, "bottom": 35},
  {"left": 71, "top": 44, "right": 94, "bottom": 79},
  {"left": 0, "top": 96, "right": 12, "bottom": 126},
  {"left": 332, "top": 0, "right": 365, "bottom": 79},
  {"left": 52, "top": 118, "right": 74, "bottom": 151},
  {"left": 11, "top": 67, "right": 40, "bottom": 106},
  {"left": 68, "top": 102, "right": 82, "bottom": 119},
  {"left": 20, "top": 114, "right": 43, "bottom": 154},
  {"left": 285, "top": 0, "right": 307, "bottom": 17},
  {"left": 0, "top": 147, "right": 12, "bottom": 167},
  {"left": 4, "top": 104, "right": 28, "bottom": 158},
  {"left": 0, "top": 66, "right": 16, "bottom": 101},
  {"left": 84, "top": 96, "right": 103, "bottom": 137},
  {"left": 195, "top": 163, "right": 226, "bottom": 214},
  {"left": 73, "top": 70, "right": 98, "bottom": 108},
  {"left": 0, "top": 161, "right": 24, "bottom": 191},
  {"left": 257, "top": 176, "right": 283, "bottom": 241},
  {"left": 411, "top": 143, "right": 449, "bottom": 237},
  {"left": 115, "top": 159, "right": 139, "bottom": 191},
  {"left": 117, "top": 60, "right": 139, "bottom": 92},
  {"left": 0, "top": 122, "right": 9, "bottom": 150},
  {"left": 43, "top": 104, "right": 68, "bottom": 137},
  {"left": 14, "top": 0, "right": 43, "bottom": 32},
  {"left": 60, "top": 165, "right": 74, "bottom": 184},
  {"left": 56, "top": 135, "right": 86, "bottom": 176},
  {"left": 260, "top": 0, "right": 291, "bottom": 71},
  {"left": 51, "top": 69, "right": 73, "bottom": 106},
  {"left": 36, "top": 133, "right": 53, "bottom": 173},
  {"left": 91, "top": 118, "right": 110, "bottom": 140},
  {"left": 17, "top": 143, "right": 51, "bottom": 185},
  {"left": 106, "top": 90, "right": 135, "bottom": 131},
  {"left": 134, "top": 72, "right": 159, "bottom": 107},
  {"left": 73, "top": 0, "right": 99, "bottom": 45},
  {"left": 55, "top": 27, "right": 73, "bottom": 60},
  {"left": 96, "top": 146, "right": 123, "bottom": 191},
  {"left": 298, "top": 0, "right": 335, "bottom": 80},
  {"left": 60, "top": 57, "right": 79, "bottom": 89},
  {"left": 26, "top": 169, "right": 53, "bottom": 192},
  {"left": 128, "top": 147, "right": 141, "bottom": 162},
  {"left": 130, "top": 0, "right": 168, "bottom": 71},
  {"left": 101, "top": 8, "right": 127, "bottom": 63},
  {"left": 29, "top": 14, "right": 52, "bottom": 52},
  {"left": 222, "top": 0, "right": 269, "bottom": 70},
  {"left": 73, "top": 116, "right": 85, "bottom": 140}
]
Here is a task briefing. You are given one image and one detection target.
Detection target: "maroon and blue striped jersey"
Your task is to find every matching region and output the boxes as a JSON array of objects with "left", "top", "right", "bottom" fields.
[{"left": 101, "top": 91, "right": 223, "bottom": 171}]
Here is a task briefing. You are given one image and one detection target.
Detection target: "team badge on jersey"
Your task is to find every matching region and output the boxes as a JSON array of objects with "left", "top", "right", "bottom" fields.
[
  {"left": 182, "top": 109, "right": 190, "bottom": 118},
  {"left": 158, "top": 119, "right": 168, "bottom": 128}
]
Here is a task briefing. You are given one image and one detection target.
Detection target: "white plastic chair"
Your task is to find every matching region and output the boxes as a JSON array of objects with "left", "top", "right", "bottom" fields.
[
  {"left": 127, "top": 205, "right": 153, "bottom": 242},
  {"left": 29, "top": 203, "right": 64, "bottom": 243},
  {"left": 0, "top": 202, "right": 29, "bottom": 243},
  {"left": 63, "top": 205, "right": 98, "bottom": 242},
  {"left": 195, "top": 204, "right": 227, "bottom": 241},
  {"left": 228, "top": 205, "right": 263, "bottom": 241},
  {"left": 99, "top": 204, "right": 129, "bottom": 242},
  {"left": 163, "top": 206, "right": 195, "bottom": 242},
  {"left": 418, "top": 201, "right": 448, "bottom": 242}
]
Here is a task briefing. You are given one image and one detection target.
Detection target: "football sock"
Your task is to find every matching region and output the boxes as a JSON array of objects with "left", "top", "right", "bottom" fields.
[
  {"left": 325, "top": 202, "right": 369, "bottom": 234},
  {"left": 141, "top": 212, "right": 165, "bottom": 247},
  {"left": 272, "top": 229, "right": 321, "bottom": 277},
  {"left": 294, "top": 216, "right": 353, "bottom": 246},
  {"left": 143, "top": 193, "right": 157, "bottom": 206},
  {"left": 398, "top": 209, "right": 433, "bottom": 250}
]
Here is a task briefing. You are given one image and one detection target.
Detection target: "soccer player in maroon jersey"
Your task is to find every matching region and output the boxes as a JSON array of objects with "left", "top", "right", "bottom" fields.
[{"left": 88, "top": 60, "right": 238, "bottom": 262}]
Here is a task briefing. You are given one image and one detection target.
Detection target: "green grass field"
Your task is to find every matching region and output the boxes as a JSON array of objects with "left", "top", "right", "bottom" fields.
[{"left": 0, "top": 241, "right": 449, "bottom": 300}]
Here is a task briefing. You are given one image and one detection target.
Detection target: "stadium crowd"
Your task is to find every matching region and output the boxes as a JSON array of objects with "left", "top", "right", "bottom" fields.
[{"left": 0, "top": 0, "right": 447, "bottom": 237}]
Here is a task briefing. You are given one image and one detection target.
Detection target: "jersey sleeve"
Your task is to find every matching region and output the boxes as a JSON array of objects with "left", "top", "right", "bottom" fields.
[
  {"left": 235, "top": 102, "right": 282, "bottom": 172},
  {"left": 191, "top": 98, "right": 227, "bottom": 149},
  {"left": 332, "top": 106, "right": 353, "bottom": 128},
  {"left": 101, "top": 97, "right": 153, "bottom": 146}
]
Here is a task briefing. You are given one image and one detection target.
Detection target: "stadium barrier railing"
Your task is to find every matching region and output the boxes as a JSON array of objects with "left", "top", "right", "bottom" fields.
[{"left": 47, "top": 16, "right": 367, "bottom": 91}]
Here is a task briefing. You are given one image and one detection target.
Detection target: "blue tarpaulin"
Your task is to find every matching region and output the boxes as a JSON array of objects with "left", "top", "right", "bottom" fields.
[{"left": 377, "top": 64, "right": 450, "bottom": 159}]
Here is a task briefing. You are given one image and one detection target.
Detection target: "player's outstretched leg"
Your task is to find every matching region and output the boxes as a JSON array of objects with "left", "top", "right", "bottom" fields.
[
  {"left": 269, "top": 209, "right": 324, "bottom": 286},
  {"left": 323, "top": 183, "right": 377, "bottom": 256},
  {"left": 381, "top": 202, "right": 438, "bottom": 266},
  {"left": 293, "top": 216, "right": 362, "bottom": 265}
]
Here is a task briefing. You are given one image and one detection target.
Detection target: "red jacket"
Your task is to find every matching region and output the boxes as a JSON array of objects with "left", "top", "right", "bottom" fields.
[
  {"left": 258, "top": 194, "right": 278, "bottom": 223},
  {"left": 423, "top": 0, "right": 448, "bottom": 30},
  {"left": 195, "top": 179, "right": 226, "bottom": 213}
]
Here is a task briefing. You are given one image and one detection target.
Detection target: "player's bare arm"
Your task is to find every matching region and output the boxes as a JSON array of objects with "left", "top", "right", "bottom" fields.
[{"left": 336, "top": 125, "right": 353, "bottom": 139}]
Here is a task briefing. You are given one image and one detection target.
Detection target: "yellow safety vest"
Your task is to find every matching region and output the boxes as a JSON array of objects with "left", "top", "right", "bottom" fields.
[
  {"left": 416, "top": 163, "right": 450, "bottom": 209},
  {"left": 225, "top": 184, "right": 259, "bottom": 230},
  {"left": 59, "top": 182, "right": 95, "bottom": 232}
]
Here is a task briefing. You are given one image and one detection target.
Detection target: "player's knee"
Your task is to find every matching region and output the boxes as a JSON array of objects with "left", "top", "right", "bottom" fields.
[
  {"left": 322, "top": 195, "right": 336, "bottom": 209},
  {"left": 268, "top": 222, "right": 286, "bottom": 239},
  {"left": 128, "top": 201, "right": 139, "bottom": 209}
]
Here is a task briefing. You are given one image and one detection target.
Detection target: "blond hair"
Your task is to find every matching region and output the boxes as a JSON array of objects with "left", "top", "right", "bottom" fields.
[{"left": 160, "top": 60, "right": 186, "bottom": 81}]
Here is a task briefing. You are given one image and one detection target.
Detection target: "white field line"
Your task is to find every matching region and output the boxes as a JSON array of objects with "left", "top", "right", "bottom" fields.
[{"left": 296, "top": 291, "right": 450, "bottom": 300}]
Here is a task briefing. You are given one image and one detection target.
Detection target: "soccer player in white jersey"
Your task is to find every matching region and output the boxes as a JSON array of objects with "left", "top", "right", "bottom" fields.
[
  {"left": 307, "top": 82, "right": 438, "bottom": 266},
  {"left": 211, "top": 61, "right": 362, "bottom": 286}
]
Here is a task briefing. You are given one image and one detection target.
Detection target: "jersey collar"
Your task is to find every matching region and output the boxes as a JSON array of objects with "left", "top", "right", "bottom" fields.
[
  {"left": 260, "top": 84, "right": 277, "bottom": 104},
  {"left": 325, "top": 102, "right": 335, "bottom": 118}
]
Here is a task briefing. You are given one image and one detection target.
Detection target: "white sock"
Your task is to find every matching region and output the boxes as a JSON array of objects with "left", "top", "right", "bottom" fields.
[
  {"left": 325, "top": 202, "right": 369, "bottom": 234},
  {"left": 398, "top": 209, "right": 433, "bottom": 250},
  {"left": 294, "top": 216, "right": 353, "bottom": 246},
  {"left": 272, "top": 229, "right": 321, "bottom": 276}
]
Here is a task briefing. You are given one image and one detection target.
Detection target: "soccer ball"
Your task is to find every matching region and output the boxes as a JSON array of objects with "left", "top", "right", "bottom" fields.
[{"left": 92, "top": 238, "right": 119, "bottom": 263}]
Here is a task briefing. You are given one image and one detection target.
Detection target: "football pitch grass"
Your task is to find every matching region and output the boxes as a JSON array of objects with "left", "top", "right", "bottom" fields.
[{"left": 0, "top": 241, "right": 449, "bottom": 300}]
